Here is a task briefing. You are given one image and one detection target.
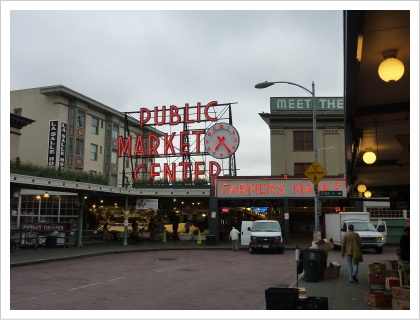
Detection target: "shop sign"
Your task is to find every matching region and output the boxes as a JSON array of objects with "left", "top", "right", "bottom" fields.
[
  {"left": 136, "top": 198, "right": 158, "bottom": 210},
  {"left": 47, "top": 120, "right": 58, "bottom": 166},
  {"left": 20, "top": 222, "right": 70, "bottom": 232},
  {"left": 215, "top": 177, "right": 347, "bottom": 198},
  {"left": 270, "top": 97, "right": 343, "bottom": 111}
]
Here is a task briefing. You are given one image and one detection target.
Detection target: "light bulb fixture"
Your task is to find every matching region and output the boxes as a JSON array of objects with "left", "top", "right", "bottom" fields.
[
  {"left": 364, "top": 190, "right": 372, "bottom": 198},
  {"left": 357, "top": 184, "right": 367, "bottom": 193},
  {"left": 43, "top": 191, "right": 50, "bottom": 198},
  {"left": 363, "top": 151, "right": 377, "bottom": 164},
  {"left": 378, "top": 49, "right": 404, "bottom": 82}
]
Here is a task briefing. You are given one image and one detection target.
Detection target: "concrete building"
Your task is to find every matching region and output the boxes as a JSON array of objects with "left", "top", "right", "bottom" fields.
[
  {"left": 10, "top": 85, "right": 157, "bottom": 187},
  {"left": 259, "top": 96, "right": 345, "bottom": 177}
]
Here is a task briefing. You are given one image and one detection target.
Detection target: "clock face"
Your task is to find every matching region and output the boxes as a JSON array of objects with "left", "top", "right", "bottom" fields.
[{"left": 204, "top": 123, "right": 240, "bottom": 159}]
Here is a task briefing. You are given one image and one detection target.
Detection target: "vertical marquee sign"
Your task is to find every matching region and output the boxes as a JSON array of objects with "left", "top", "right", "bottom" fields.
[
  {"left": 59, "top": 122, "right": 68, "bottom": 170},
  {"left": 47, "top": 120, "right": 58, "bottom": 166},
  {"left": 118, "top": 101, "right": 240, "bottom": 182}
]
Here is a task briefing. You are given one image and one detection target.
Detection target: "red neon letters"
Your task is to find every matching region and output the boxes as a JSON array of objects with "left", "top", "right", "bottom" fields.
[
  {"left": 119, "top": 101, "right": 226, "bottom": 182},
  {"left": 133, "top": 161, "right": 221, "bottom": 181},
  {"left": 139, "top": 101, "right": 218, "bottom": 127}
]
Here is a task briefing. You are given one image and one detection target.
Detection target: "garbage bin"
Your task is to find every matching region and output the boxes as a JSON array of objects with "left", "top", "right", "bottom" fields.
[
  {"left": 45, "top": 235, "right": 57, "bottom": 248},
  {"left": 265, "top": 287, "right": 299, "bottom": 310},
  {"left": 303, "top": 260, "right": 321, "bottom": 282},
  {"left": 301, "top": 249, "right": 328, "bottom": 281}
]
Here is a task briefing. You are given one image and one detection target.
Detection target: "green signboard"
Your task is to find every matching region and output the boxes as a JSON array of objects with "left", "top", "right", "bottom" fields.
[
  {"left": 319, "top": 191, "right": 343, "bottom": 197},
  {"left": 270, "top": 97, "right": 344, "bottom": 111}
]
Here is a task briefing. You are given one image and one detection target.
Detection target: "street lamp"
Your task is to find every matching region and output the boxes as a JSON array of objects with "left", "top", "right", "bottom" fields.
[{"left": 255, "top": 81, "right": 320, "bottom": 236}]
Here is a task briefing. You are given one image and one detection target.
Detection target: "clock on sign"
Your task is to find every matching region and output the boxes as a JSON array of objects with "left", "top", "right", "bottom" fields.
[{"left": 205, "top": 123, "right": 240, "bottom": 159}]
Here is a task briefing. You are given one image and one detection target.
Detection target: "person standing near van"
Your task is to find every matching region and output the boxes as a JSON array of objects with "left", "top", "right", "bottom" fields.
[
  {"left": 341, "top": 224, "right": 363, "bottom": 283},
  {"left": 229, "top": 226, "right": 241, "bottom": 251}
]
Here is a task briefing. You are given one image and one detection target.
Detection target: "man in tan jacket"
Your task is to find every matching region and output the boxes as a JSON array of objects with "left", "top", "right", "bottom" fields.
[{"left": 341, "top": 224, "right": 363, "bottom": 283}]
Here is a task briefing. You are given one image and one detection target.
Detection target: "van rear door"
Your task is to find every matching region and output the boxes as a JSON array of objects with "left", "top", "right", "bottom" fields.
[{"left": 241, "top": 221, "right": 253, "bottom": 246}]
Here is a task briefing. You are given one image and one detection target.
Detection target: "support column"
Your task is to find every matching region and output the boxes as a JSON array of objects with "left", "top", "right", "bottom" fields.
[
  {"left": 283, "top": 198, "right": 290, "bottom": 245},
  {"left": 77, "top": 194, "right": 85, "bottom": 248},
  {"left": 208, "top": 175, "right": 219, "bottom": 245}
]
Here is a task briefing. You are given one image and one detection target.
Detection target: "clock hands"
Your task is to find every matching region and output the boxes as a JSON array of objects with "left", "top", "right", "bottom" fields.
[{"left": 215, "top": 136, "right": 232, "bottom": 154}]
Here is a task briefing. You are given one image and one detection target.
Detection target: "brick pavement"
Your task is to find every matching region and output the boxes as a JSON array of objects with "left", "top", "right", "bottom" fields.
[{"left": 7, "top": 239, "right": 411, "bottom": 316}]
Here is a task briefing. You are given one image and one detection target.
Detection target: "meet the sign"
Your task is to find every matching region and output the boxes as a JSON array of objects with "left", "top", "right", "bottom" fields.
[{"left": 270, "top": 97, "right": 343, "bottom": 111}]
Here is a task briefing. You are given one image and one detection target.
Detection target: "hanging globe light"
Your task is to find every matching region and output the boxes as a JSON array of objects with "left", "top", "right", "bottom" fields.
[
  {"left": 363, "top": 151, "right": 377, "bottom": 164},
  {"left": 378, "top": 49, "right": 405, "bottom": 82},
  {"left": 357, "top": 184, "right": 367, "bottom": 193}
]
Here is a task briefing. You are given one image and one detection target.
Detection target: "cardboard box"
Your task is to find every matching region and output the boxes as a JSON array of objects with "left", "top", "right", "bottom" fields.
[
  {"left": 383, "top": 260, "right": 398, "bottom": 270},
  {"left": 399, "top": 270, "right": 410, "bottom": 286},
  {"left": 324, "top": 267, "right": 340, "bottom": 279},
  {"left": 392, "top": 299, "right": 410, "bottom": 310},
  {"left": 392, "top": 286, "right": 410, "bottom": 301},
  {"left": 385, "top": 270, "right": 400, "bottom": 278},
  {"left": 385, "top": 277, "right": 400, "bottom": 290},
  {"left": 311, "top": 239, "right": 334, "bottom": 250},
  {"left": 368, "top": 272, "right": 385, "bottom": 285},
  {"left": 364, "top": 291, "right": 393, "bottom": 308},
  {"left": 369, "top": 263, "right": 386, "bottom": 274}
]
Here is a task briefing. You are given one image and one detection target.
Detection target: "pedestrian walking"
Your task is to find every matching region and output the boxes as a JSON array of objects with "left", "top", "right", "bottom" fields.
[
  {"left": 229, "top": 226, "right": 241, "bottom": 251},
  {"left": 341, "top": 224, "right": 363, "bottom": 283}
]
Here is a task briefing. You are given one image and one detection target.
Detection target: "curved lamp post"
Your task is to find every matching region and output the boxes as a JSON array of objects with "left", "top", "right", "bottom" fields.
[{"left": 255, "top": 81, "right": 320, "bottom": 236}]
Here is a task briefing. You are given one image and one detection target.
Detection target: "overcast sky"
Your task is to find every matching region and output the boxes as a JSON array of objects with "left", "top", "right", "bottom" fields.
[{"left": 4, "top": 2, "right": 347, "bottom": 178}]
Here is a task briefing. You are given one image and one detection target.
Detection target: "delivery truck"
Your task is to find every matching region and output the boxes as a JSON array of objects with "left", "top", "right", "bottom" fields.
[
  {"left": 325, "top": 212, "right": 387, "bottom": 253},
  {"left": 241, "top": 220, "right": 284, "bottom": 254}
]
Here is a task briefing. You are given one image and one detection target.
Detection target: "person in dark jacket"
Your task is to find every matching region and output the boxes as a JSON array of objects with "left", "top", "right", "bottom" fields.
[{"left": 399, "top": 227, "right": 410, "bottom": 262}]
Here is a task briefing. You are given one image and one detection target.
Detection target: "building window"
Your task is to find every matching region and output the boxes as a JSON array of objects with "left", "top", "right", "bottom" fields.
[
  {"left": 293, "top": 131, "right": 313, "bottom": 151},
  {"left": 90, "top": 144, "right": 98, "bottom": 161},
  {"left": 112, "top": 125, "right": 118, "bottom": 139},
  {"left": 111, "top": 150, "right": 117, "bottom": 164},
  {"left": 14, "top": 108, "right": 22, "bottom": 116},
  {"left": 77, "top": 110, "right": 85, "bottom": 128},
  {"left": 91, "top": 117, "right": 99, "bottom": 135},
  {"left": 294, "top": 163, "right": 312, "bottom": 176},
  {"left": 76, "top": 139, "right": 84, "bottom": 156}
]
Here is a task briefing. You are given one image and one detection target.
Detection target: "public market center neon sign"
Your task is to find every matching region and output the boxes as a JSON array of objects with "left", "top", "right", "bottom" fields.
[{"left": 118, "top": 101, "right": 236, "bottom": 181}]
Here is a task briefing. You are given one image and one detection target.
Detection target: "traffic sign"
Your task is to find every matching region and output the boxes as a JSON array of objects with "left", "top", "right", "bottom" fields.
[
  {"left": 319, "top": 191, "right": 343, "bottom": 197},
  {"left": 304, "top": 161, "right": 327, "bottom": 185}
]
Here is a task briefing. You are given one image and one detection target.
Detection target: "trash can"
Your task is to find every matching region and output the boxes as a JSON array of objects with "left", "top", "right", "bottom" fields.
[
  {"left": 301, "top": 249, "right": 328, "bottom": 281},
  {"left": 206, "top": 235, "right": 217, "bottom": 246},
  {"left": 303, "top": 260, "right": 321, "bottom": 282},
  {"left": 45, "top": 235, "right": 57, "bottom": 248},
  {"left": 65, "top": 230, "right": 77, "bottom": 248},
  {"left": 265, "top": 287, "right": 299, "bottom": 310}
]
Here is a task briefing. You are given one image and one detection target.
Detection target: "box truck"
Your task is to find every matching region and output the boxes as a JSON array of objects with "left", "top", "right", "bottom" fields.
[
  {"left": 241, "top": 220, "right": 284, "bottom": 254},
  {"left": 325, "top": 212, "right": 387, "bottom": 253}
]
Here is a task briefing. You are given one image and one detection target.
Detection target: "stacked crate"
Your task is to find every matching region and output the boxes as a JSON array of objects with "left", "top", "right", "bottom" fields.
[
  {"left": 364, "top": 260, "right": 409, "bottom": 309},
  {"left": 391, "top": 286, "right": 410, "bottom": 310}
]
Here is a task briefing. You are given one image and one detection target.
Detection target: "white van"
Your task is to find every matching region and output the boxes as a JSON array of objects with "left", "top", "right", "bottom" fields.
[{"left": 241, "top": 220, "right": 284, "bottom": 254}]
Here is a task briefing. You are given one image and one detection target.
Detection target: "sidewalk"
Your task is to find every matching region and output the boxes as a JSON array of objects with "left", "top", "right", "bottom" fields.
[{"left": 9, "top": 238, "right": 389, "bottom": 310}]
